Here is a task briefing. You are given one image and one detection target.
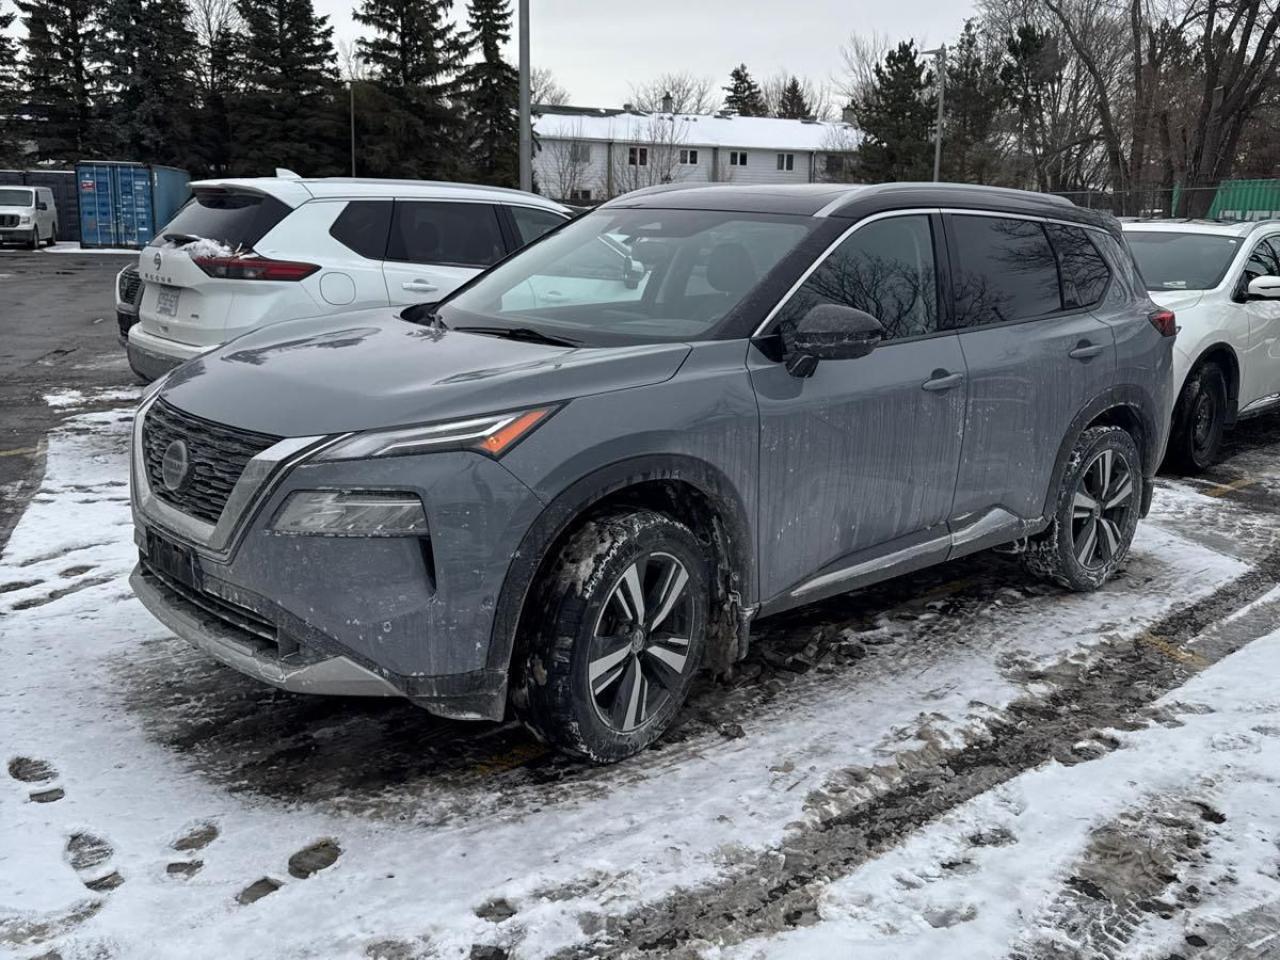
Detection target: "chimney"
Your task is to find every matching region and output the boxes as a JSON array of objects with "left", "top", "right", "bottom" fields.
[
  {"left": 661, "top": 91, "right": 673, "bottom": 114},
  {"left": 623, "top": 102, "right": 635, "bottom": 112},
  {"left": 841, "top": 103, "right": 857, "bottom": 125}
]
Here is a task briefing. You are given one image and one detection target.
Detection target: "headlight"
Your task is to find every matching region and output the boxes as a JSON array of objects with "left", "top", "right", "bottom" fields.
[
  {"left": 315, "top": 407, "right": 556, "bottom": 461},
  {"left": 19, "top": 215, "right": 31, "bottom": 223},
  {"left": 271, "top": 490, "right": 428, "bottom": 536}
]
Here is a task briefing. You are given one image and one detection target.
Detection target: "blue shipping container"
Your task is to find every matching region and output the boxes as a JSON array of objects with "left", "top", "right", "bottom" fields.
[
  {"left": 75, "top": 162, "right": 190, "bottom": 249},
  {"left": 150, "top": 165, "right": 191, "bottom": 234}
]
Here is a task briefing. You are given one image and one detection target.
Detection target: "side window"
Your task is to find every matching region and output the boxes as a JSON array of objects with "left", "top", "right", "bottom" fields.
[
  {"left": 1244, "top": 237, "right": 1280, "bottom": 282},
  {"left": 1046, "top": 223, "right": 1111, "bottom": 309},
  {"left": 775, "top": 214, "right": 938, "bottom": 341},
  {"left": 329, "top": 200, "right": 391, "bottom": 260},
  {"left": 387, "top": 201, "right": 505, "bottom": 267},
  {"left": 950, "top": 215, "right": 1062, "bottom": 327},
  {"left": 509, "top": 206, "right": 567, "bottom": 246}
]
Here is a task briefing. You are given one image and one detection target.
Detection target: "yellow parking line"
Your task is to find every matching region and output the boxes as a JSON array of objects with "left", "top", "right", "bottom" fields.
[
  {"left": 0, "top": 445, "right": 41, "bottom": 458},
  {"left": 1202, "top": 476, "right": 1258, "bottom": 498},
  {"left": 1138, "top": 632, "right": 1208, "bottom": 667}
]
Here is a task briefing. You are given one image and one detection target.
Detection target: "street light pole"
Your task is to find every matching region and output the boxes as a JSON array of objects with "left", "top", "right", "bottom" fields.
[
  {"left": 922, "top": 45, "right": 946, "bottom": 182},
  {"left": 518, "top": 0, "right": 532, "bottom": 192},
  {"left": 349, "top": 80, "right": 357, "bottom": 178}
]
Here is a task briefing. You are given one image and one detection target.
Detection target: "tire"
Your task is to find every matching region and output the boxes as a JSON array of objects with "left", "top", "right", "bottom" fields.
[
  {"left": 46, "top": 224, "right": 57, "bottom": 247},
  {"left": 515, "top": 509, "right": 710, "bottom": 763},
  {"left": 27, "top": 228, "right": 39, "bottom": 250},
  {"left": 1167, "top": 362, "right": 1227, "bottom": 473},
  {"left": 1024, "top": 426, "right": 1143, "bottom": 592}
]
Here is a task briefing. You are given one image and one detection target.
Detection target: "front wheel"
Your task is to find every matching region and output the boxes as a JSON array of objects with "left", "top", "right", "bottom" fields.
[
  {"left": 1024, "top": 426, "right": 1142, "bottom": 592},
  {"left": 515, "top": 509, "right": 709, "bottom": 763},
  {"left": 27, "top": 228, "right": 39, "bottom": 250},
  {"left": 1167, "top": 362, "right": 1227, "bottom": 473}
]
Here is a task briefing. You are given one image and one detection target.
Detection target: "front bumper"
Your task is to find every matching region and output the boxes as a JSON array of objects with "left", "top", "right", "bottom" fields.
[{"left": 0, "top": 227, "right": 35, "bottom": 243}]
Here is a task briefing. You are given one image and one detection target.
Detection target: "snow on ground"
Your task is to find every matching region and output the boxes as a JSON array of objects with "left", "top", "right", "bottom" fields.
[
  {"left": 43, "top": 387, "right": 142, "bottom": 410},
  {"left": 0, "top": 407, "right": 1268, "bottom": 959},
  {"left": 713, "top": 627, "right": 1280, "bottom": 960},
  {"left": 35, "top": 243, "right": 139, "bottom": 256}
]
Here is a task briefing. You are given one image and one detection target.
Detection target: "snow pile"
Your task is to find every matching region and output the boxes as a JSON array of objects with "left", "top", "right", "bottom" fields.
[
  {"left": 161, "top": 236, "right": 240, "bottom": 259},
  {"left": 43, "top": 387, "right": 141, "bottom": 409}
]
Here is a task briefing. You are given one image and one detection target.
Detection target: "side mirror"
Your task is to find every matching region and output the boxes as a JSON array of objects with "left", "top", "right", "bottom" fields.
[
  {"left": 37, "top": 201, "right": 48, "bottom": 211},
  {"left": 622, "top": 257, "right": 645, "bottom": 289},
  {"left": 400, "top": 301, "right": 440, "bottom": 324},
  {"left": 782, "top": 304, "right": 884, "bottom": 377},
  {"left": 1247, "top": 275, "right": 1280, "bottom": 300}
]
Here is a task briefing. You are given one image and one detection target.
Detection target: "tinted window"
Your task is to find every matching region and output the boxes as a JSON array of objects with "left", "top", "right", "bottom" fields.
[
  {"left": 1046, "top": 224, "right": 1110, "bottom": 308},
  {"left": 775, "top": 215, "right": 938, "bottom": 341},
  {"left": 1244, "top": 238, "right": 1280, "bottom": 282},
  {"left": 151, "top": 190, "right": 291, "bottom": 250},
  {"left": 387, "top": 201, "right": 505, "bottom": 267},
  {"left": 329, "top": 200, "right": 391, "bottom": 259},
  {"left": 509, "top": 206, "right": 566, "bottom": 245},
  {"left": 951, "top": 216, "right": 1061, "bottom": 327},
  {"left": 1123, "top": 231, "right": 1244, "bottom": 291}
]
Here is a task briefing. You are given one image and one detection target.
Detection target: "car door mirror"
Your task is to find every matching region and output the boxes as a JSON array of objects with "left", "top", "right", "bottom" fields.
[
  {"left": 1247, "top": 275, "right": 1280, "bottom": 300},
  {"left": 37, "top": 201, "right": 48, "bottom": 211},
  {"left": 622, "top": 257, "right": 645, "bottom": 289},
  {"left": 782, "top": 304, "right": 884, "bottom": 377}
]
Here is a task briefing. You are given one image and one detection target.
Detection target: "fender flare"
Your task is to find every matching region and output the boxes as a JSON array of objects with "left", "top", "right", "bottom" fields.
[
  {"left": 1182, "top": 342, "right": 1241, "bottom": 423},
  {"left": 486, "top": 454, "right": 755, "bottom": 679}
]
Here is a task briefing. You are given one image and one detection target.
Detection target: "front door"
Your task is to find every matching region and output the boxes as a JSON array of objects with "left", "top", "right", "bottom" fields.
[
  {"left": 945, "top": 213, "right": 1117, "bottom": 526},
  {"left": 749, "top": 212, "right": 967, "bottom": 602},
  {"left": 382, "top": 200, "right": 506, "bottom": 306},
  {"left": 1238, "top": 235, "right": 1280, "bottom": 406}
]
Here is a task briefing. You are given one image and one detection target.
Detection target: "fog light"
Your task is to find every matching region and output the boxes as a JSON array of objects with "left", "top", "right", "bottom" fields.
[{"left": 271, "top": 490, "right": 427, "bottom": 537}]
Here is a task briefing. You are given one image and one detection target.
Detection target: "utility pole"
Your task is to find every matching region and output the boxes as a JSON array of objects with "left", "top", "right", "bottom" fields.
[
  {"left": 922, "top": 45, "right": 946, "bottom": 182},
  {"left": 518, "top": 0, "right": 532, "bottom": 192}
]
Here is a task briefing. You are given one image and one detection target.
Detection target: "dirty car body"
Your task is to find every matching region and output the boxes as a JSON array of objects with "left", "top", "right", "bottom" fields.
[{"left": 129, "top": 183, "right": 1175, "bottom": 761}]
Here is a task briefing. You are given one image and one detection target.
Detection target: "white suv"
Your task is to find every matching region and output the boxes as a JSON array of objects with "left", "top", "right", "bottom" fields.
[
  {"left": 1123, "top": 219, "right": 1280, "bottom": 470},
  {"left": 126, "top": 176, "right": 571, "bottom": 380},
  {"left": 0, "top": 185, "right": 58, "bottom": 248}
]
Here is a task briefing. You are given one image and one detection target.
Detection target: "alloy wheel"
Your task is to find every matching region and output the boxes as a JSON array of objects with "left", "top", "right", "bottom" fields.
[
  {"left": 588, "top": 551, "right": 695, "bottom": 733},
  {"left": 1070, "top": 448, "right": 1136, "bottom": 570}
]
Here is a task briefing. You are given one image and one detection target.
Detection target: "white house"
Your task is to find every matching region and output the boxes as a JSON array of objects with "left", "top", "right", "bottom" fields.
[{"left": 533, "top": 107, "right": 860, "bottom": 203}]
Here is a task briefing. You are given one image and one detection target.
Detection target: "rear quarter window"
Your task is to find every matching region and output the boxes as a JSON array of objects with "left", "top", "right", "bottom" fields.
[
  {"left": 152, "top": 190, "right": 292, "bottom": 250},
  {"left": 1046, "top": 223, "right": 1111, "bottom": 308},
  {"left": 329, "top": 201, "right": 392, "bottom": 259},
  {"left": 509, "top": 205, "right": 568, "bottom": 246}
]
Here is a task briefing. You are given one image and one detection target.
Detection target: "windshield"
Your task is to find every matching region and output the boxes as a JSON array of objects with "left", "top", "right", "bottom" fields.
[
  {"left": 1124, "top": 231, "right": 1244, "bottom": 291},
  {"left": 438, "top": 208, "right": 817, "bottom": 345},
  {"left": 0, "top": 188, "right": 33, "bottom": 206}
]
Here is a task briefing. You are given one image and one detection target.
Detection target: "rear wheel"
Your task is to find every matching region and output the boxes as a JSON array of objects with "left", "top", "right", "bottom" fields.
[
  {"left": 1167, "top": 362, "right": 1227, "bottom": 473},
  {"left": 46, "top": 224, "right": 57, "bottom": 247},
  {"left": 1024, "top": 426, "right": 1142, "bottom": 592},
  {"left": 516, "top": 509, "right": 709, "bottom": 763}
]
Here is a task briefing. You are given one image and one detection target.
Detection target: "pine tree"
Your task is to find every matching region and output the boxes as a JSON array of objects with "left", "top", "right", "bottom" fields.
[
  {"left": 853, "top": 41, "right": 935, "bottom": 182},
  {"left": 942, "top": 20, "right": 1003, "bottom": 183},
  {"left": 232, "top": 0, "right": 344, "bottom": 175},
  {"left": 776, "top": 76, "right": 810, "bottom": 119},
  {"left": 458, "top": 0, "right": 519, "bottom": 187},
  {"left": 354, "top": 0, "right": 465, "bottom": 178},
  {"left": 0, "top": 0, "right": 24, "bottom": 165},
  {"left": 723, "top": 64, "right": 766, "bottom": 116},
  {"left": 16, "top": 0, "right": 109, "bottom": 162}
]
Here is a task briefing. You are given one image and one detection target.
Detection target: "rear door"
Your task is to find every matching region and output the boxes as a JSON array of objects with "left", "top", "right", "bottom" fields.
[
  {"left": 946, "top": 213, "right": 1116, "bottom": 526},
  {"left": 382, "top": 201, "right": 507, "bottom": 306},
  {"left": 749, "top": 212, "right": 968, "bottom": 602}
]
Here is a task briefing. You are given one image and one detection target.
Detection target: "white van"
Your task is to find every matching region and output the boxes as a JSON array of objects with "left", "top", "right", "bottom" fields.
[
  {"left": 0, "top": 186, "right": 59, "bottom": 248},
  {"left": 126, "top": 176, "right": 571, "bottom": 380}
]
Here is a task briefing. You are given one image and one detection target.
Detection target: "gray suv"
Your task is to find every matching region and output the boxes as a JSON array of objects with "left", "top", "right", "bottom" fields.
[{"left": 129, "top": 183, "right": 1174, "bottom": 762}]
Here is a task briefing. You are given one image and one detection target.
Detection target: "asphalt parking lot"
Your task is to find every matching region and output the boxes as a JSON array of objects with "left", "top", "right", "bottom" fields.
[{"left": 5, "top": 251, "right": 1280, "bottom": 959}]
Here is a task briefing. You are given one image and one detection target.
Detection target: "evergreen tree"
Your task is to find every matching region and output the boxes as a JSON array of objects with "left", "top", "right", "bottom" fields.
[
  {"left": 942, "top": 20, "right": 1003, "bottom": 183},
  {"left": 458, "top": 0, "right": 519, "bottom": 187},
  {"left": 354, "top": 0, "right": 465, "bottom": 178},
  {"left": 190, "top": 0, "right": 245, "bottom": 176},
  {"left": 0, "top": 1, "right": 24, "bottom": 165},
  {"left": 232, "top": 0, "right": 344, "bottom": 175},
  {"left": 776, "top": 75, "right": 810, "bottom": 119},
  {"left": 853, "top": 41, "right": 935, "bottom": 182},
  {"left": 723, "top": 63, "right": 766, "bottom": 116},
  {"left": 16, "top": 0, "right": 109, "bottom": 162}
]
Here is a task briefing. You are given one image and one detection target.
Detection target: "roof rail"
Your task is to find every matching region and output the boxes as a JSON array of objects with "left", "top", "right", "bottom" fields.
[{"left": 603, "top": 182, "right": 726, "bottom": 203}]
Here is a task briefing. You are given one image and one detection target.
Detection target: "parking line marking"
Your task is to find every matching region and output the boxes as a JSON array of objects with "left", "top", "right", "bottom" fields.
[
  {"left": 0, "top": 445, "right": 41, "bottom": 459},
  {"left": 1137, "top": 632, "right": 1208, "bottom": 668},
  {"left": 1202, "top": 476, "right": 1258, "bottom": 498}
]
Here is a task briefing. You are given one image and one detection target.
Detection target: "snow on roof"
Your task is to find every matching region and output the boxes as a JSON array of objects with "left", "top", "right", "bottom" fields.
[{"left": 534, "top": 111, "right": 859, "bottom": 153}]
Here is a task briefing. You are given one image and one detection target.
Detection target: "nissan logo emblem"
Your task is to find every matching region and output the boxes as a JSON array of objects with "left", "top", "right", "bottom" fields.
[
  {"left": 161, "top": 439, "right": 190, "bottom": 492},
  {"left": 153, "top": 251, "right": 162, "bottom": 270}
]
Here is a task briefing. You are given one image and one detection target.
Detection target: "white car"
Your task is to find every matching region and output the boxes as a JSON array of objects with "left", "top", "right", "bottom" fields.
[
  {"left": 0, "top": 185, "right": 58, "bottom": 248},
  {"left": 1123, "top": 219, "right": 1280, "bottom": 470},
  {"left": 126, "top": 176, "right": 572, "bottom": 381}
]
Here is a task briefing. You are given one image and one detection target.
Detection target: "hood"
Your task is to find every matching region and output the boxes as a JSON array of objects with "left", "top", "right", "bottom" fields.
[
  {"left": 158, "top": 310, "right": 692, "bottom": 437},
  {"left": 1147, "top": 289, "right": 1205, "bottom": 312},
  {"left": 0, "top": 204, "right": 34, "bottom": 216}
]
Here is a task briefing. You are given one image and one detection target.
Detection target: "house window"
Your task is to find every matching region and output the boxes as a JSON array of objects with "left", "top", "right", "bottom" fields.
[
  {"left": 777, "top": 153, "right": 795, "bottom": 171},
  {"left": 568, "top": 141, "right": 591, "bottom": 164},
  {"left": 729, "top": 151, "right": 747, "bottom": 166},
  {"left": 569, "top": 188, "right": 592, "bottom": 201},
  {"left": 679, "top": 148, "right": 699, "bottom": 165},
  {"left": 629, "top": 147, "right": 649, "bottom": 166}
]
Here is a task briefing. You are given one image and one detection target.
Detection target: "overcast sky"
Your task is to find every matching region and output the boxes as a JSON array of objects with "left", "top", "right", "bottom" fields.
[{"left": 313, "top": 0, "right": 974, "bottom": 108}]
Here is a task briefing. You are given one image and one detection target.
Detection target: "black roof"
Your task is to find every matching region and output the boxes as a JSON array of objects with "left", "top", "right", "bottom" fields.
[{"left": 605, "top": 182, "right": 1120, "bottom": 235}]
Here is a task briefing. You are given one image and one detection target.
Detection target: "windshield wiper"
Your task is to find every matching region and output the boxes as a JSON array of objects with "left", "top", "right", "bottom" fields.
[{"left": 454, "top": 325, "right": 581, "bottom": 348}]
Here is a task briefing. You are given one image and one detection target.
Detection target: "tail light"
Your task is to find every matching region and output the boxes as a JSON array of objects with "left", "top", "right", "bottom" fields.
[
  {"left": 1148, "top": 309, "right": 1177, "bottom": 337},
  {"left": 193, "top": 256, "right": 319, "bottom": 281}
]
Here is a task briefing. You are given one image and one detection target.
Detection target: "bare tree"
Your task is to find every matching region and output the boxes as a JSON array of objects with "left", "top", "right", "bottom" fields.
[
  {"left": 188, "top": 0, "right": 242, "bottom": 94},
  {"left": 532, "top": 67, "right": 570, "bottom": 107},
  {"left": 629, "top": 72, "right": 716, "bottom": 113},
  {"left": 540, "top": 120, "right": 592, "bottom": 200},
  {"left": 817, "top": 125, "right": 860, "bottom": 182},
  {"left": 837, "top": 29, "right": 892, "bottom": 105},
  {"left": 336, "top": 40, "right": 374, "bottom": 82},
  {"left": 760, "top": 72, "right": 835, "bottom": 118},
  {"left": 609, "top": 115, "right": 694, "bottom": 194}
]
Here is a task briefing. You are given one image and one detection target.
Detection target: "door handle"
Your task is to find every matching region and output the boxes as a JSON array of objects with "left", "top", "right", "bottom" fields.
[
  {"left": 1068, "top": 342, "right": 1105, "bottom": 360},
  {"left": 402, "top": 279, "right": 439, "bottom": 293},
  {"left": 922, "top": 371, "right": 964, "bottom": 392}
]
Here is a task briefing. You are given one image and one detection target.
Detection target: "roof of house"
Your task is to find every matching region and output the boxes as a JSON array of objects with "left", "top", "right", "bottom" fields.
[{"left": 533, "top": 110, "right": 859, "bottom": 153}]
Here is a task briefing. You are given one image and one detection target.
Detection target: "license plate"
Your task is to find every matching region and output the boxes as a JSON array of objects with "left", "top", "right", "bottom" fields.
[
  {"left": 147, "top": 531, "right": 201, "bottom": 591},
  {"left": 156, "top": 285, "right": 181, "bottom": 317}
]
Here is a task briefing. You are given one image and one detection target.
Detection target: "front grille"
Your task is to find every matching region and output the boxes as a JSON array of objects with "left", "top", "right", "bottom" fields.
[
  {"left": 142, "top": 400, "right": 280, "bottom": 524},
  {"left": 118, "top": 265, "right": 143, "bottom": 306},
  {"left": 0, "top": 215, "right": 18, "bottom": 228}
]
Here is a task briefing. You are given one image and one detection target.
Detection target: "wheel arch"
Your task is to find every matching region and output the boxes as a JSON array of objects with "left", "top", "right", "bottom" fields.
[
  {"left": 490, "top": 455, "right": 756, "bottom": 695},
  {"left": 1185, "top": 342, "right": 1240, "bottom": 424}
]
